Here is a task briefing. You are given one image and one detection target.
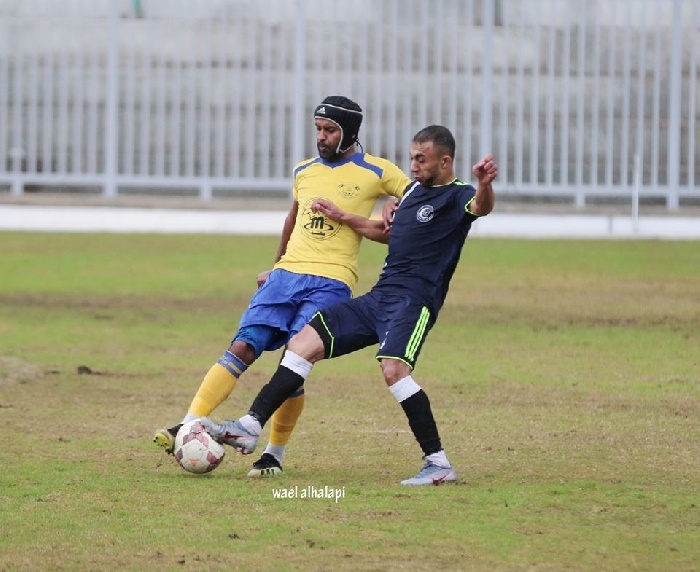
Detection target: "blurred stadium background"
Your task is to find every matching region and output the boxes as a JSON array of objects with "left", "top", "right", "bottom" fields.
[{"left": 0, "top": 0, "right": 698, "bottom": 214}]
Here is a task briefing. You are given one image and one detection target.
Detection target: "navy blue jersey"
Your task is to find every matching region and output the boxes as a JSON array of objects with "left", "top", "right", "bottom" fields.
[{"left": 372, "top": 179, "right": 479, "bottom": 315}]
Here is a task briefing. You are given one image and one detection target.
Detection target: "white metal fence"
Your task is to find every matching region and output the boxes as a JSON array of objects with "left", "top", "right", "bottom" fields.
[{"left": 0, "top": 0, "right": 698, "bottom": 209}]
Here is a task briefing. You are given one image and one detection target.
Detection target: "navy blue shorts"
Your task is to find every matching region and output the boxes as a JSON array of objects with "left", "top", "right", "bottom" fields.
[
  {"left": 234, "top": 268, "right": 351, "bottom": 356},
  {"left": 312, "top": 290, "right": 435, "bottom": 370}
]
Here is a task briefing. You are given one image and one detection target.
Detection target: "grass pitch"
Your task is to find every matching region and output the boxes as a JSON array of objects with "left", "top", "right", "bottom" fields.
[{"left": 0, "top": 232, "right": 698, "bottom": 571}]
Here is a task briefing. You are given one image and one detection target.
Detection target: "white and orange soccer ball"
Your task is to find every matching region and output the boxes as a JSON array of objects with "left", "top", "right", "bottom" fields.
[{"left": 174, "top": 419, "right": 226, "bottom": 474}]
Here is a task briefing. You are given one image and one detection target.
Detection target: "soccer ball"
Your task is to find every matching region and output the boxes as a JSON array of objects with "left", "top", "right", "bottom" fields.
[{"left": 174, "top": 419, "right": 226, "bottom": 474}]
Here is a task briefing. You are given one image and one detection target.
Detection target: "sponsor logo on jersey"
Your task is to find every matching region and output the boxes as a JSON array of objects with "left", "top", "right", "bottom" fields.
[{"left": 301, "top": 199, "right": 341, "bottom": 240}]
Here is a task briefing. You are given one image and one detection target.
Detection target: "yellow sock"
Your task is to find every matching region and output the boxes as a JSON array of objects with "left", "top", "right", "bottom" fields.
[
  {"left": 187, "top": 363, "right": 240, "bottom": 418},
  {"left": 269, "top": 390, "right": 305, "bottom": 447}
]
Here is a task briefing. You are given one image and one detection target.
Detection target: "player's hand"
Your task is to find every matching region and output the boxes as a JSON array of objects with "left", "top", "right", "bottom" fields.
[
  {"left": 256, "top": 269, "right": 272, "bottom": 287},
  {"left": 472, "top": 154, "right": 498, "bottom": 184},
  {"left": 381, "top": 198, "right": 399, "bottom": 232},
  {"left": 311, "top": 198, "right": 345, "bottom": 222}
]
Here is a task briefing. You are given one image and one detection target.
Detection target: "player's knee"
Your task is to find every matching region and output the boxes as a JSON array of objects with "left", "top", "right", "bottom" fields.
[
  {"left": 288, "top": 323, "right": 325, "bottom": 362},
  {"left": 228, "top": 340, "right": 257, "bottom": 364},
  {"left": 380, "top": 359, "right": 410, "bottom": 385}
]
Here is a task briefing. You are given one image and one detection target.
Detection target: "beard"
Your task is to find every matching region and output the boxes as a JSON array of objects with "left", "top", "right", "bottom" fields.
[
  {"left": 317, "top": 142, "right": 342, "bottom": 162},
  {"left": 415, "top": 174, "right": 436, "bottom": 187}
]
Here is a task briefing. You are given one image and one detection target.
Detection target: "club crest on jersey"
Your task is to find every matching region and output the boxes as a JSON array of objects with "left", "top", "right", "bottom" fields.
[
  {"left": 416, "top": 205, "right": 435, "bottom": 222},
  {"left": 337, "top": 182, "right": 360, "bottom": 199}
]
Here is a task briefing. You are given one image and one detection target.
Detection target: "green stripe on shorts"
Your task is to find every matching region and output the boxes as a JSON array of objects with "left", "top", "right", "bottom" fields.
[{"left": 406, "top": 307, "right": 430, "bottom": 361}]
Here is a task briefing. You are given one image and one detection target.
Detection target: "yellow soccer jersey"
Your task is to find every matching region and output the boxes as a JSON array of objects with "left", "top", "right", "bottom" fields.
[{"left": 275, "top": 152, "right": 410, "bottom": 292}]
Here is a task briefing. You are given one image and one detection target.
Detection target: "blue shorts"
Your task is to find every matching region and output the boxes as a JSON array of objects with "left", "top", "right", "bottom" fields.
[
  {"left": 234, "top": 269, "right": 351, "bottom": 356},
  {"left": 313, "top": 290, "right": 435, "bottom": 370}
]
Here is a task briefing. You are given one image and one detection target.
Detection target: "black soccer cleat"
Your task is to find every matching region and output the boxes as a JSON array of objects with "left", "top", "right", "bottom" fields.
[{"left": 247, "top": 452, "right": 283, "bottom": 478}]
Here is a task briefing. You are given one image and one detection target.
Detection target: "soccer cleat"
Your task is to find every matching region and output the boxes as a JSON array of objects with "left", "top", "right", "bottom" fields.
[
  {"left": 247, "top": 453, "right": 283, "bottom": 478},
  {"left": 153, "top": 424, "right": 182, "bottom": 455},
  {"left": 199, "top": 418, "right": 259, "bottom": 455},
  {"left": 400, "top": 459, "right": 458, "bottom": 486}
]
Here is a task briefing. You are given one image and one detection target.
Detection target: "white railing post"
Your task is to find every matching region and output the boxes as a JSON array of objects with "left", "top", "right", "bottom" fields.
[
  {"left": 480, "top": 0, "right": 494, "bottom": 158},
  {"left": 103, "top": 0, "right": 120, "bottom": 199},
  {"left": 666, "top": 0, "right": 682, "bottom": 210},
  {"left": 291, "top": 0, "right": 307, "bottom": 187}
]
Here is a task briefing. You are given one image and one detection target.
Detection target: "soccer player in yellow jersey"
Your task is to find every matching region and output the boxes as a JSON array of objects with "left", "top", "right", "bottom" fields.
[{"left": 153, "top": 96, "right": 411, "bottom": 477}]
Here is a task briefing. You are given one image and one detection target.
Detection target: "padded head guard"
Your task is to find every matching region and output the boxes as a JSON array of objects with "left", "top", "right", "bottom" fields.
[{"left": 314, "top": 95, "right": 363, "bottom": 154}]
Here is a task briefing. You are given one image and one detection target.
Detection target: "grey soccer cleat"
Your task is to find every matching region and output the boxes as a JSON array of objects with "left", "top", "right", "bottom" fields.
[
  {"left": 400, "top": 459, "right": 458, "bottom": 486},
  {"left": 199, "top": 418, "right": 259, "bottom": 455}
]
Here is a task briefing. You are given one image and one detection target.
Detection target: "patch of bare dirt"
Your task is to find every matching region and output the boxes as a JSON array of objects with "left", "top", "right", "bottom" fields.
[{"left": 0, "top": 356, "right": 43, "bottom": 387}]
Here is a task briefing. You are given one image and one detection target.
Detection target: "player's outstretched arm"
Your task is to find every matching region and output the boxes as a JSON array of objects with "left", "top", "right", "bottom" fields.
[
  {"left": 311, "top": 198, "right": 390, "bottom": 244},
  {"left": 469, "top": 154, "right": 497, "bottom": 217}
]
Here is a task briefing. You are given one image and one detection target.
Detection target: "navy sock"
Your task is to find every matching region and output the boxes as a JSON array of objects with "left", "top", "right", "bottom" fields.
[
  {"left": 399, "top": 390, "right": 442, "bottom": 456},
  {"left": 249, "top": 365, "right": 305, "bottom": 426}
]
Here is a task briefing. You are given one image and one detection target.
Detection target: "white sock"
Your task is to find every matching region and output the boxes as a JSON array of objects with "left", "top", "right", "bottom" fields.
[
  {"left": 280, "top": 350, "right": 314, "bottom": 378},
  {"left": 181, "top": 413, "right": 200, "bottom": 424},
  {"left": 426, "top": 449, "right": 451, "bottom": 469},
  {"left": 388, "top": 375, "right": 422, "bottom": 402},
  {"left": 263, "top": 444, "right": 285, "bottom": 464},
  {"left": 239, "top": 414, "right": 262, "bottom": 436}
]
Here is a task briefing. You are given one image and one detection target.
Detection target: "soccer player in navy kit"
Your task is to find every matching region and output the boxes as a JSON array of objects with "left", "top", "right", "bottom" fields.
[{"left": 202, "top": 125, "right": 497, "bottom": 485}]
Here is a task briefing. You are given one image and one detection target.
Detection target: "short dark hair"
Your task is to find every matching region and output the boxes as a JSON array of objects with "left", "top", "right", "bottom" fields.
[{"left": 412, "top": 125, "right": 456, "bottom": 159}]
